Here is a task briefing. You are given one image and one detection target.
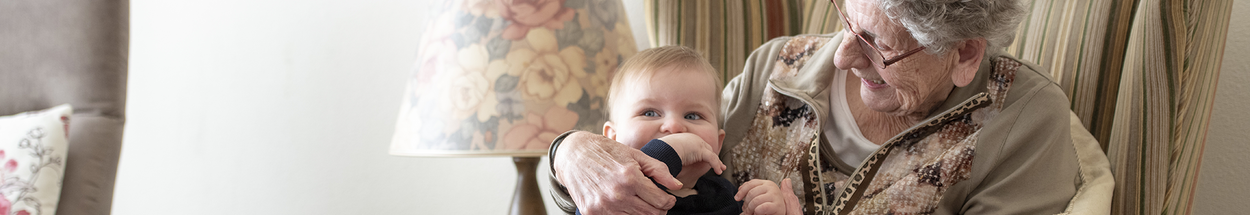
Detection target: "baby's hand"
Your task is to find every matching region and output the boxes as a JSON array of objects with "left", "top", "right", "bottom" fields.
[
  {"left": 735, "top": 178, "right": 802, "bottom": 215},
  {"left": 657, "top": 133, "right": 726, "bottom": 174}
]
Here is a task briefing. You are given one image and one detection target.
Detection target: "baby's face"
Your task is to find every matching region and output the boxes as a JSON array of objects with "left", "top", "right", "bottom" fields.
[{"left": 605, "top": 67, "right": 723, "bottom": 153}]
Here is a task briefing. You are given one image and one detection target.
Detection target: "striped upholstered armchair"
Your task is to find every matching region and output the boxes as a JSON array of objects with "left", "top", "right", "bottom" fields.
[{"left": 643, "top": 0, "right": 1233, "bottom": 214}]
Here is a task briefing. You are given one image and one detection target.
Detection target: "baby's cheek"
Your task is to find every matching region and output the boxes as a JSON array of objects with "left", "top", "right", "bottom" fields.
[
  {"left": 625, "top": 137, "right": 648, "bottom": 150},
  {"left": 699, "top": 129, "right": 723, "bottom": 152},
  {"left": 615, "top": 134, "right": 646, "bottom": 150}
]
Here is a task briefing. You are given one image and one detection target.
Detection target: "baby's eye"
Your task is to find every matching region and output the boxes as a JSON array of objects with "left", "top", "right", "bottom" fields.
[
  {"left": 642, "top": 110, "right": 660, "bottom": 117},
  {"left": 684, "top": 113, "right": 703, "bottom": 120}
]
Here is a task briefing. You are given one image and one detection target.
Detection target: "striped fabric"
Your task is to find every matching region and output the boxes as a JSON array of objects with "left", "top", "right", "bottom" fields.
[
  {"left": 1005, "top": 0, "right": 1136, "bottom": 149},
  {"left": 643, "top": 0, "right": 841, "bottom": 84},
  {"left": 1107, "top": 0, "right": 1232, "bottom": 214},
  {"left": 995, "top": 0, "right": 1232, "bottom": 212}
]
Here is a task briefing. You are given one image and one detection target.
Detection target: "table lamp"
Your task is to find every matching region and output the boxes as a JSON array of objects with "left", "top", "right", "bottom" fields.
[{"left": 390, "top": 0, "right": 637, "bottom": 214}]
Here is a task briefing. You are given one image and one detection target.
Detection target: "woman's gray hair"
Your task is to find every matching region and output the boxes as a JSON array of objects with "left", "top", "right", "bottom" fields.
[{"left": 878, "top": 0, "right": 1025, "bottom": 54}]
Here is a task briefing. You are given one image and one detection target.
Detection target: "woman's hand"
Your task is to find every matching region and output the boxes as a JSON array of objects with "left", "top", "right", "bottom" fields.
[
  {"left": 657, "top": 133, "right": 727, "bottom": 174},
  {"left": 553, "top": 131, "right": 683, "bottom": 214},
  {"left": 735, "top": 178, "right": 803, "bottom": 215}
]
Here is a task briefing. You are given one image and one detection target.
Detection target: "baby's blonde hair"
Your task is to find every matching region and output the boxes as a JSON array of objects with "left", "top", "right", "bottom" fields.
[{"left": 607, "top": 46, "right": 723, "bottom": 125}]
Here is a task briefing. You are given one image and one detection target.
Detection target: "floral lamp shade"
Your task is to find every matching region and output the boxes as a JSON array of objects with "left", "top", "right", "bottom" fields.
[{"left": 391, "top": 0, "right": 637, "bottom": 157}]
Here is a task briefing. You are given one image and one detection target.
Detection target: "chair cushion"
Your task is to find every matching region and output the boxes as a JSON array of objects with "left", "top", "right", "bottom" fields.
[{"left": 0, "top": 105, "right": 73, "bottom": 215}]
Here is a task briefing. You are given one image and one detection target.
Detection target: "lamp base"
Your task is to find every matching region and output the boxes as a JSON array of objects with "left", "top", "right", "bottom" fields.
[{"left": 511, "top": 157, "right": 546, "bottom": 215}]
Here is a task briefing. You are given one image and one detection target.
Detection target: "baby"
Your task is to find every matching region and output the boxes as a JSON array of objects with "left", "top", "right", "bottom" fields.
[{"left": 592, "top": 46, "right": 797, "bottom": 215}]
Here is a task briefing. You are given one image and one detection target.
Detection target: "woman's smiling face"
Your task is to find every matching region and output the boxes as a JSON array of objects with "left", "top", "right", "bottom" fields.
[{"left": 832, "top": 0, "right": 964, "bottom": 118}]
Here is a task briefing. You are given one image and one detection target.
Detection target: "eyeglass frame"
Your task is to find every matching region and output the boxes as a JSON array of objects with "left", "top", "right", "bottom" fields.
[{"left": 830, "top": 0, "right": 926, "bottom": 69}]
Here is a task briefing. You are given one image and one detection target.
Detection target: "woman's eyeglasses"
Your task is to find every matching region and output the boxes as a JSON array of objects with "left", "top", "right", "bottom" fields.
[{"left": 831, "top": 0, "right": 926, "bottom": 69}]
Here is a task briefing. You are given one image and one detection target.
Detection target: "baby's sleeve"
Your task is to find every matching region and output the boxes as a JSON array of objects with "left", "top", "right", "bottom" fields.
[{"left": 639, "top": 139, "right": 682, "bottom": 183}]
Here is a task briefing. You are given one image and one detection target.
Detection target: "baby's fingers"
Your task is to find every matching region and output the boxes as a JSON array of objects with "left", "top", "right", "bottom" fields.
[
  {"left": 697, "top": 148, "right": 727, "bottom": 174},
  {"left": 753, "top": 202, "right": 783, "bottom": 215},
  {"left": 743, "top": 187, "right": 777, "bottom": 209},
  {"left": 734, "top": 180, "right": 765, "bottom": 201}
]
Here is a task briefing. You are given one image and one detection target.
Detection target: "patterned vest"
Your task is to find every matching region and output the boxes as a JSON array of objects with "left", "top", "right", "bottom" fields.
[{"left": 725, "top": 36, "right": 1022, "bottom": 215}]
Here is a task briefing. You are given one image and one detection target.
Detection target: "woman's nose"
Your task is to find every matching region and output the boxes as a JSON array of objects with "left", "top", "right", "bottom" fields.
[{"left": 834, "top": 31, "right": 870, "bottom": 70}]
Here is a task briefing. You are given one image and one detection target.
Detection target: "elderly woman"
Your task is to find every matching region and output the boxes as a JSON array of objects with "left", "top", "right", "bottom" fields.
[{"left": 548, "top": 0, "right": 1112, "bottom": 214}]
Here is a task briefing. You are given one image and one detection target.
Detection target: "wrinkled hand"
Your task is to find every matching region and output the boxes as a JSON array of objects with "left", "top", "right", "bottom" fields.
[
  {"left": 554, "top": 131, "right": 682, "bottom": 215},
  {"left": 657, "top": 133, "right": 727, "bottom": 174},
  {"left": 735, "top": 178, "right": 803, "bottom": 215}
]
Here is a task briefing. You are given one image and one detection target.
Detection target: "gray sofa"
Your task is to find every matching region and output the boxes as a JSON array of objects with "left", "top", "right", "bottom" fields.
[{"left": 0, "top": 1, "right": 129, "bottom": 215}]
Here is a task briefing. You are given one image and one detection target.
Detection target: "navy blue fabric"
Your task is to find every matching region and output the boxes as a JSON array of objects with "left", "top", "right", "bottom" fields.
[{"left": 640, "top": 139, "right": 683, "bottom": 178}]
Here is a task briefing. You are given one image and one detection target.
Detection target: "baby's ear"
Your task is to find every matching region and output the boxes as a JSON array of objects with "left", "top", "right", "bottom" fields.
[
  {"left": 718, "top": 129, "right": 725, "bottom": 144},
  {"left": 603, "top": 121, "right": 617, "bottom": 140},
  {"left": 716, "top": 129, "right": 726, "bottom": 152}
]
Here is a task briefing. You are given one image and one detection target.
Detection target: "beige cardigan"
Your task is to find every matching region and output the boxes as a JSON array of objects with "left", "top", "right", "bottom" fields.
[{"left": 550, "top": 32, "right": 1112, "bottom": 214}]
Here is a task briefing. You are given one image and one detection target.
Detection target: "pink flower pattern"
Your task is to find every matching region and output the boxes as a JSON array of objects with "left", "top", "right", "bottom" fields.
[
  {"left": 502, "top": 106, "right": 579, "bottom": 150},
  {"left": 0, "top": 128, "right": 63, "bottom": 215},
  {"left": 497, "top": 0, "right": 576, "bottom": 40}
]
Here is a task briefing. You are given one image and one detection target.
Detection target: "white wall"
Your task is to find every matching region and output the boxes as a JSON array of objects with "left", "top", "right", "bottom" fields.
[
  {"left": 117, "top": 0, "right": 1247, "bottom": 214},
  {"left": 1192, "top": 0, "right": 1250, "bottom": 214},
  {"left": 117, "top": 0, "right": 651, "bottom": 214}
]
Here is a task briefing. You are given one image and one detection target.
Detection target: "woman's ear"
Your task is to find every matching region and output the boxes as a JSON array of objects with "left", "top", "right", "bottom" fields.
[
  {"left": 951, "top": 38, "right": 986, "bottom": 87},
  {"left": 603, "top": 121, "right": 617, "bottom": 140}
]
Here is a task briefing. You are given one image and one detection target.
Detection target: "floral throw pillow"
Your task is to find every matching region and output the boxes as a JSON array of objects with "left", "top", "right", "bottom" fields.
[{"left": 0, "top": 104, "right": 71, "bottom": 215}]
